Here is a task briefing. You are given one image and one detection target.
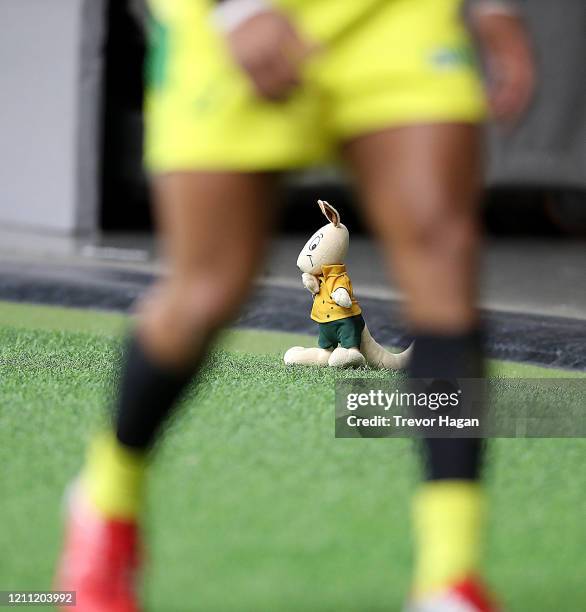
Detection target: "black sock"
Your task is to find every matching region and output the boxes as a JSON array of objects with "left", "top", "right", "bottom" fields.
[
  {"left": 408, "top": 329, "right": 484, "bottom": 380},
  {"left": 114, "top": 336, "right": 198, "bottom": 450},
  {"left": 408, "top": 328, "right": 485, "bottom": 481}
]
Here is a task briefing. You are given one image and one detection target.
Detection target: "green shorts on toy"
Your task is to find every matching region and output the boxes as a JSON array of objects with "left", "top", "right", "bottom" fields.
[{"left": 284, "top": 200, "right": 413, "bottom": 369}]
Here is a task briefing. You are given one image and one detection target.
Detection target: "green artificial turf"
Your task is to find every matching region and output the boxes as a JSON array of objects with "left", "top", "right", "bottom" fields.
[{"left": 0, "top": 300, "right": 585, "bottom": 611}]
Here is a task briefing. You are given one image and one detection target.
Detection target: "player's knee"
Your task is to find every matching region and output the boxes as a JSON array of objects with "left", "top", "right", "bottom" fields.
[
  {"left": 435, "top": 214, "right": 478, "bottom": 260},
  {"left": 404, "top": 201, "right": 478, "bottom": 261},
  {"left": 141, "top": 267, "right": 253, "bottom": 340},
  {"left": 180, "top": 269, "right": 253, "bottom": 331}
]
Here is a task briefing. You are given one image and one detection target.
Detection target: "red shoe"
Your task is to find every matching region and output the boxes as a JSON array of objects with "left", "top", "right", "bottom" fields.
[
  {"left": 404, "top": 576, "right": 500, "bottom": 612},
  {"left": 54, "top": 487, "right": 141, "bottom": 612}
]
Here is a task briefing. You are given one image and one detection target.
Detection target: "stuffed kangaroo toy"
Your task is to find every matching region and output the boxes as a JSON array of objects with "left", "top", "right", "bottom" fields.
[{"left": 284, "top": 200, "right": 413, "bottom": 369}]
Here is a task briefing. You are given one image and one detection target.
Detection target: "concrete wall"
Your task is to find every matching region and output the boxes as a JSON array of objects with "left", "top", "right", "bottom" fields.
[{"left": 0, "top": 0, "right": 105, "bottom": 234}]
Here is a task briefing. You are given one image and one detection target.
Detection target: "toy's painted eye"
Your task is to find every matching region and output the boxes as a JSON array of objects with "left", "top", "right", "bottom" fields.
[{"left": 308, "top": 234, "right": 322, "bottom": 251}]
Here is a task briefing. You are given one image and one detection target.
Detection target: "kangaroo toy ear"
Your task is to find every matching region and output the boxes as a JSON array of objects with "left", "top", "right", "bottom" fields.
[{"left": 317, "top": 199, "right": 341, "bottom": 227}]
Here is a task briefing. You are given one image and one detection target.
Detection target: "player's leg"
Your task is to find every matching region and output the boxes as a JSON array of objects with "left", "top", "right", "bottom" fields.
[
  {"left": 344, "top": 124, "right": 491, "bottom": 607},
  {"left": 88, "top": 170, "right": 274, "bottom": 496},
  {"left": 345, "top": 124, "right": 482, "bottom": 335},
  {"left": 55, "top": 171, "right": 274, "bottom": 611}
]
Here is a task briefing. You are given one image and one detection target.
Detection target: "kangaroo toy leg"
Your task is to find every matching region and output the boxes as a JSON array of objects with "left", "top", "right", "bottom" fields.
[
  {"left": 328, "top": 347, "right": 366, "bottom": 368},
  {"left": 284, "top": 346, "right": 332, "bottom": 366}
]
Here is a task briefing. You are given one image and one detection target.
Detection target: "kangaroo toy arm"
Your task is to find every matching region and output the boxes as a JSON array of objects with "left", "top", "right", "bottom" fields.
[
  {"left": 301, "top": 272, "right": 319, "bottom": 294},
  {"left": 331, "top": 287, "right": 352, "bottom": 308}
]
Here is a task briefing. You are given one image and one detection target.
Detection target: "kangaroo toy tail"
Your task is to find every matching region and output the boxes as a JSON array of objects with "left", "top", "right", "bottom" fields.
[{"left": 360, "top": 325, "right": 413, "bottom": 370}]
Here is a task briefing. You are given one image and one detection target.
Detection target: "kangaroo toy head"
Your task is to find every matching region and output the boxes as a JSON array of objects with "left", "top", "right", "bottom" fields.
[{"left": 296, "top": 200, "right": 349, "bottom": 275}]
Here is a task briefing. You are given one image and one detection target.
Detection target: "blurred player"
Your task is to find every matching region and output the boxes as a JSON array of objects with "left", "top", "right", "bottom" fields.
[{"left": 55, "top": 0, "right": 534, "bottom": 610}]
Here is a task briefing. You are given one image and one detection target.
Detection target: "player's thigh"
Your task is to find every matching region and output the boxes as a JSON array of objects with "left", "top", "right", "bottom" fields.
[
  {"left": 343, "top": 125, "right": 482, "bottom": 332},
  {"left": 152, "top": 171, "right": 275, "bottom": 285},
  {"left": 343, "top": 123, "right": 483, "bottom": 242},
  {"left": 136, "top": 172, "right": 273, "bottom": 363}
]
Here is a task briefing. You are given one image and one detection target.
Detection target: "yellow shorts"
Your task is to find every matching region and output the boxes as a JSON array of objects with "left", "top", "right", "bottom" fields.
[{"left": 145, "top": 0, "right": 486, "bottom": 173}]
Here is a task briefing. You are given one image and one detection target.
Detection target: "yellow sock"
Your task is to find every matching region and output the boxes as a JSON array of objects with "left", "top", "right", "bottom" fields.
[
  {"left": 82, "top": 432, "right": 147, "bottom": 520},
  {"left": 412, "top": 480, "right": 485, "bottom": 596}
]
